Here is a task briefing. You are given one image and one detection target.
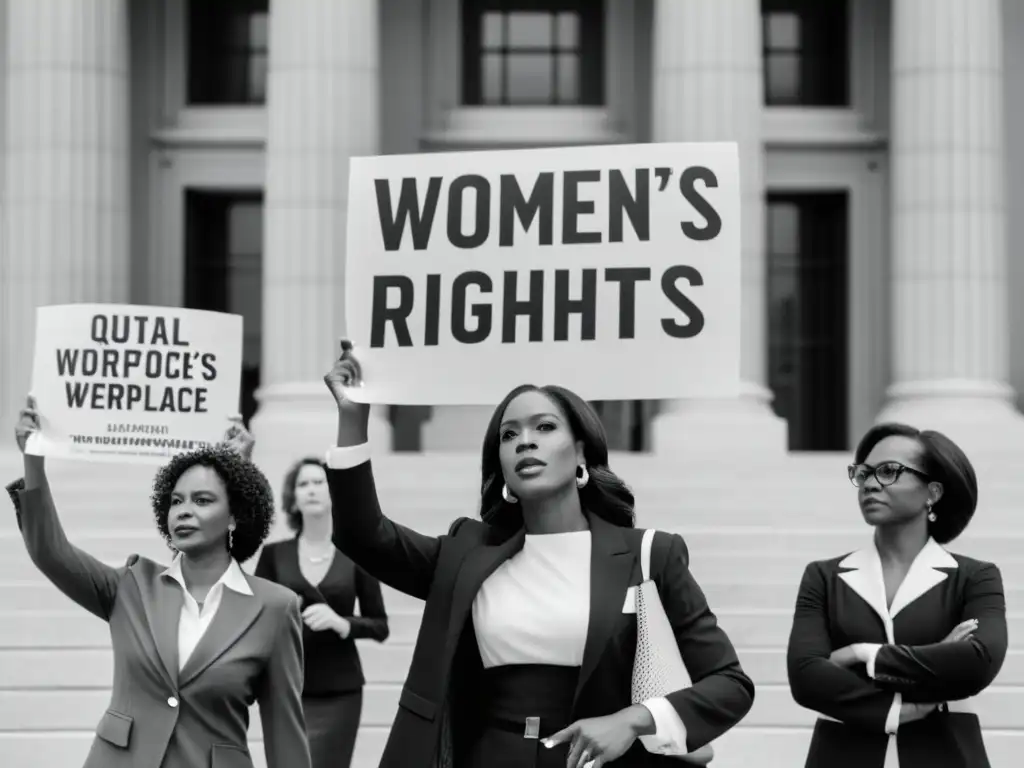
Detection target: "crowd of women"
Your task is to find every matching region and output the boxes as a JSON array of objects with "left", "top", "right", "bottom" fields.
[{"left": 6, "top": 340, "right": 1007, "bottom": 768}]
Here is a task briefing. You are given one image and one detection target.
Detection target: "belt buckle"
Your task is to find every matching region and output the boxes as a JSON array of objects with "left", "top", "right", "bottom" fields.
[{"left": 524, "top": 716, "right": 540, "bottom": 739}]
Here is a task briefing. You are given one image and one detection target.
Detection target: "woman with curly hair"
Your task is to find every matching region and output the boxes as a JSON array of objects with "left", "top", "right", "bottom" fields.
[
  {"left": 6, "top": 395, "right": 311, "bottom": 768},
  {"left": 318, "top": 343, "right": 754, "bottom": 768},
  {"left": 254, "top": 457, "right": 389, "bottom": 768}
]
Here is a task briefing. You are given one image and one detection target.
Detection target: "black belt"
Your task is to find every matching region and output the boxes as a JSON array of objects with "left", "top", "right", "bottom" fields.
[{"left": 485, "top": 715, "right": 562, "bottom": 740}]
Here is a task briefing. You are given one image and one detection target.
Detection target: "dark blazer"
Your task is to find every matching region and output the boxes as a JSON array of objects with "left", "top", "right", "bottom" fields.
[
  {"left": 6, "top": 477, "right": 312, "bottom": 768},
  {"left": 254, "top": 538, "right": 389, "bottom": 695},
  {"left": 787, "top": 538, "right": 1007, "bottom": 768},
  {"left": 326, "top": 460, "right": 754, "bottom": 768}
]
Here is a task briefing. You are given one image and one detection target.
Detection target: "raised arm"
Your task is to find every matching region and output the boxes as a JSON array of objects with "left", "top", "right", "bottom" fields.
[
  {"left": 787, "top": 561, "right": 906, "bottom": 732},
  {"left": 257, "top": 595, "right": 311, "bottom": 768},
  {"left": 348, "top": 564, "right": 389, "bottom": 642},
  {"left": 863, "top": 562, "right": 1007, "bottom": 702},
  {"left": 323, "top": 343, "right": 443, "bottom": 600},
  {"left": 10, "top": 401, "right": 123, "bottom": 621},
  {"left": 657, "top": 533, "right": 755, "bottom": 751}
]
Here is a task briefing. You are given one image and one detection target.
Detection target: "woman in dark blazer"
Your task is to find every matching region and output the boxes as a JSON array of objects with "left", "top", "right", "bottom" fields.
[
  {"left": 787, "top": 422, "right": 1007, "bottom": 768},
  {"left": 319, "top": 343, "right": 754, "bottom": 768},
  {"left": 7, "top": 397, "right": 311, "bottom": 768},
  {"left": 254, "top": 457, "right": 389, "bottom": 768}
]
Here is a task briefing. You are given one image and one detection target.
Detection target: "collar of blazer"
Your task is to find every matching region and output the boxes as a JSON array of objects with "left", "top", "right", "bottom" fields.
[
  {"left": 838, "top": 538, "right": 958, "bottom": 623},
  {"left": 126, "top": 556, "right": 264, "bottom": 690}
]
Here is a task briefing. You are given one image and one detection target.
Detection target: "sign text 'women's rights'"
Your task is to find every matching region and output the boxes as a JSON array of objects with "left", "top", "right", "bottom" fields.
[
  {"left": 26, "top": 304, "right": 243, "bottom": 465},
  {"left": 344, "top": 142, "right": 741, "bottom": 405}
]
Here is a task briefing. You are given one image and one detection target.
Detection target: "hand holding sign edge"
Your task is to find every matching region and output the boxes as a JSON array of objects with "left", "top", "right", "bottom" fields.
[{"left": 324, "top": 340, "right": 371, "bottom": 445}]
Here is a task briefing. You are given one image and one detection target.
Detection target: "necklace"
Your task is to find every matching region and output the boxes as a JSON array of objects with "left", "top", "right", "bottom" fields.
[{"left": 300, "top": 539, "right": 333, "bottom": 563}]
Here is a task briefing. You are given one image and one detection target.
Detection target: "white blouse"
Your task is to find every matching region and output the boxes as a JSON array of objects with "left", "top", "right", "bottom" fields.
[
  {"left": 161, "top": 554, "right": 253, "bottom": 669},
  {"left": 325, "top": 444, "right": 692, "bottom": 757},
  {"left": 473, "top": 530, "right": 591, "bottom": 668}
]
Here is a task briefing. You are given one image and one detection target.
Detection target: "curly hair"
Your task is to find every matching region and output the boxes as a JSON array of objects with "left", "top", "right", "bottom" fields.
[
  {"left": 151, "top": 445, "right": 275, "bottom": 562},
  {"left": 479, "top": 383, "right": 636, "bottom": 531},
  {"left": 281, "top": 457, "right": 327, "bottom": 535},
  {"left": 854, "top": 422, "right": 978, "bottom": 544}
]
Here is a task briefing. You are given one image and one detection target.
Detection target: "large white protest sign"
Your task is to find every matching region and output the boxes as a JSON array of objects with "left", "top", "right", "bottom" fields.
[
  {"left": 344, "top": 142, "right": 740, "bottom": 405},
  {"left": 26, "top": 305, "right": 244, "bottom": 464}
]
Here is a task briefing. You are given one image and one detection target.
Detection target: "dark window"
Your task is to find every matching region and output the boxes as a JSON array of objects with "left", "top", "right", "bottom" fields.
[
  {"left": 184, "top": 192, "right": 264, "bottom": 426},
  {"left": 590, "top": 400, "right": 657, "bottom": 453},
  {"left": 762, "top": 0, "right": 848, "bottom": 106},
  {"left": 187, "top": 0, "right": 269, "bottom": 105},
  {"left": 767, "top": 193, "right": 849, "bottom": 451},
  {"left": 462, "top": 0, "right": 604, "bottom": 106}
]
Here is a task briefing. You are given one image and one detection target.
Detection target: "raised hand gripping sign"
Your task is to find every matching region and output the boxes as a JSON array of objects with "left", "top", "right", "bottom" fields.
[
  {"left": 25, "top": 304, "right": 243, "bottom": 464},
  {"left": 344, "top": 142, "right": 740, "bottom": 405}
]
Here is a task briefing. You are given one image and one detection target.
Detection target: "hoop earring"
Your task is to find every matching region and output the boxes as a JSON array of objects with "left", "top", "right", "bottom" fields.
[
  {"left": 576, "top": 464, "right": 589, "bottom": 490},
  {"left": 502, "top": 483, "right": 518, "bottom": 504}
]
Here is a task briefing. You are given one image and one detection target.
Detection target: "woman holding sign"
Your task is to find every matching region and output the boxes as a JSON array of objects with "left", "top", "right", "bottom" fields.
[
  {"left": 254, "top": 457, "right": 390, "bottom": 768},
  {"left": 319, "top": 342, "right": 753, "bottom": 768},
  {"left": 7, "top": 398, "right": 311, "bottom": 768},
  {"left": 786, "top": 423, "right": 1006, "bottom": 768}
]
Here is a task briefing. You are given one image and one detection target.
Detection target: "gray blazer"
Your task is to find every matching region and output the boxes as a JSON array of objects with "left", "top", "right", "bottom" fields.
[{"left": 7, "top": 477, "right": 312, "bottom": 768}]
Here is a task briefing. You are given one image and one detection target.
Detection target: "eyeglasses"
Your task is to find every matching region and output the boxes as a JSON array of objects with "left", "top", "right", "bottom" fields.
[{"left": 848, "top": 462, "right": 929, "bottom": 488}]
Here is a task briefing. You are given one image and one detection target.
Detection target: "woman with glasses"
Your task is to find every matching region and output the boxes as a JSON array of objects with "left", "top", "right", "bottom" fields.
[{"left": 786, "top": 422, "right": 1007, "bottom": 768}]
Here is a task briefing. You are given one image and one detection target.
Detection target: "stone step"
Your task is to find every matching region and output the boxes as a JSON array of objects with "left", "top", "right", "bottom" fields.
[
  {"left": 4, "top": 526, "right": 1024, "bottom": 562},
  {"left": 3, "top": 544, "right": 1024, "bottom": 585},
  {"left": 4, "top": 608, "right": 1023, "bottom": 651},
  {"left": 4, "top": 644, "right": 1024, "bottom": 690},
  {"left": 2, "top": 726, "right": 1018, "bottom": 768},
  {"left": 1, "top": 684, "right": 1022, "bottom": 738},
  {"left": 9, "top": 574, "right": 1022, "bottom": 614},
  {"left": 4, "top": 500, "right": 1024, "bottom": 534}
]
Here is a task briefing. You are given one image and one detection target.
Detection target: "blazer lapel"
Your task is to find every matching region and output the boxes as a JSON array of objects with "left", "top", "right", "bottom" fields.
[
  {"left": 839, "top": 538, "right": 958, "bottom": 631},
  {"left": 179, "top": 582, "right": 263, "bottom": 687},
  {"left": 572, "top": 516, "right": 633, "bottom": 710},
  {"left": 130, "top": 566, "right": 182, "bottom": 687},
  {"left": 446, "top": 527, "right": 525, "bottom": 650},
  {"left": 889, "top": 539, "right": 957, "bottom": 618}
]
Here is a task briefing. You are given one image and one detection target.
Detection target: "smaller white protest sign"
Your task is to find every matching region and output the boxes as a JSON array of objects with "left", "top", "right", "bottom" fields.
[
  {"left": 25, "top": 304, "right": 244, "bottom": 464},
  {"left": 343, "top": 141, "right": 741, "bottom": 405}
]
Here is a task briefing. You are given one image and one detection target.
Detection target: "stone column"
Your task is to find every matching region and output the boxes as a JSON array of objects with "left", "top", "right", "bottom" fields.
[
  {"left": 251, "top": 0, "right": 391, "bottom": 494},
  {"left": 649, "top": 0, "right": 788, "bottom": 457},
  {"left": 876, "top": 0, "right": 1024, "bottom": 455},
  {"left": 0, "top": 0, "right": 131, "bottom": 443}
]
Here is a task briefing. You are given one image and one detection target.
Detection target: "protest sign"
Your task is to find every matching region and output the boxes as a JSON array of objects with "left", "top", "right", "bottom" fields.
[
  {"left": 25, "top": 304, "right": 244, "bottom": 464},
  {"left": 344, "top": 142, "right": 741, "bottom": 405}
]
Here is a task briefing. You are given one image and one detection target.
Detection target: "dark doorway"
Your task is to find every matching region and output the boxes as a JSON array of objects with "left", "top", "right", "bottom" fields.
[
  {"left": 766, "top": 192, "right": 849, "bottom": 451},
  {"left": 184, "top": 191, "right": 264, "bottom": 427}
]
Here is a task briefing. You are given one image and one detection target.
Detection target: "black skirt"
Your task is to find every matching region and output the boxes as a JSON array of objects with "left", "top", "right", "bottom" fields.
[
  {"left": 464, "top": 664, "right": 580, "bottom": 768},
  {"left": 303, "top": 690, "right": 363, "bottom": 768}
]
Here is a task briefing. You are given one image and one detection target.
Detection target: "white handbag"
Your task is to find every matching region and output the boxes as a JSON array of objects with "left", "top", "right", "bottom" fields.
[{"left": 631, "top": 529, "right": 715, "bottom": 765}]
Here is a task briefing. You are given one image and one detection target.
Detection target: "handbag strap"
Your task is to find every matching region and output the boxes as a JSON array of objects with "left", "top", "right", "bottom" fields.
[{"left": 641, "top": 528, "right": 656, "bottom": 582}]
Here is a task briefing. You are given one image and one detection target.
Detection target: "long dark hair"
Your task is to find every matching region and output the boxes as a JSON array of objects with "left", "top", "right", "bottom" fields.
[
  {"left": 281, "top": 457, "right": 327, "bottom": 535},
  {"left": 478, "top": 384, "right": 636, "bottom": 530}
]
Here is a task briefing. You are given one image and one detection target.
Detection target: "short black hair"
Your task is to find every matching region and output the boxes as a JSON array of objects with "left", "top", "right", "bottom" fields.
[
  {"left": 854, "top": 422, "right": 978, "bottom": 544},
  {"left": 151, "top": 445, "right": 275, "bottom": 562},
  {"left": 281, "top": 457, "right": 327, "bottom": 535}
]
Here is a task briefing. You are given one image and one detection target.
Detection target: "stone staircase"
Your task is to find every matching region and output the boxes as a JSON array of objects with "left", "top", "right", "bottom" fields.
[{"left": 0, "top": 451, "right": 1021, "bottom": 767}]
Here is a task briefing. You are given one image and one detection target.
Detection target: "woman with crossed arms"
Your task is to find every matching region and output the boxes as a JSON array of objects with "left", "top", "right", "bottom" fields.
[{"left": 787, "top": 423, "right": 1007, "bottom": 768}]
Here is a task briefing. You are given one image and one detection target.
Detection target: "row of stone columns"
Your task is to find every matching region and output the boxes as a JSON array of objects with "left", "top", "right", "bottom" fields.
[
  {"left": 2, "top": 0, "right": 1020, "bottom": 463},
  {"left": 1, "top": 0, "right": 132, "bottom": 442}
]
